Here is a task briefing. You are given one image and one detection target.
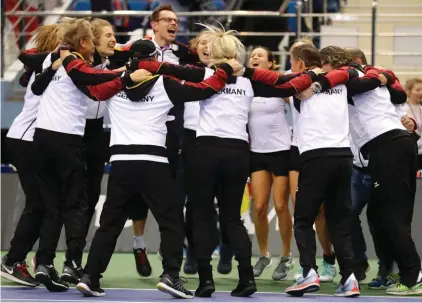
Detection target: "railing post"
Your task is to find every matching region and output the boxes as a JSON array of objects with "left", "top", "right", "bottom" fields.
[
  {"left": 296, "top": 0, "right": 303, "bottom": 39},
  {"left": 1, "top": 0, "right": 5, "bottom": 78},
  {"left": 371, "top": 0, "right": 378, "bottom": 66}
]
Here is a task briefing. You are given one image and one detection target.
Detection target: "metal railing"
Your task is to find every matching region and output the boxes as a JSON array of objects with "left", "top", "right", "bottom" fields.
[{"left": 3, "top": 2, "right": 422, "bottom": 78}]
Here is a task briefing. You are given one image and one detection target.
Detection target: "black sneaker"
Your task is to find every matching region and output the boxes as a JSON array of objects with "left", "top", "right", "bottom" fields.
[
  {"left": 217, "top": 244, "right": 233, "bottom": 274},
  {"left": 183, "top": 247, "right": 197, "bottom": 275},
  {"left": 195, "top": 265, "right": 215, "bottom": 297},
  {"left": 76, "top": 274, "right": 105, "bottom": 297},
  {"left": 231, "top": 265, "right": 257, "bottom": 297},
  {"left": 156, "top": 274, "right": 193, "bottom": 299},
  {"left": 133, "top": 248, "right": 152, "bottom": 277},
  {"left": 1, "top": 256, "right": 39, "bottom": 287},
  {"left": 34, "top": 264, "right": 69, "bottom": 292},
  {"left": 61, "top": 262, "right": 83, "bottom": 284}
]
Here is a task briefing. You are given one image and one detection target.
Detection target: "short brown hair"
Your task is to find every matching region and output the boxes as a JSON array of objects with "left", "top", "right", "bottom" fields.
[
  {"left": 405, "top": 78, "right": 422, "bottom": 92},
  {"left": 291, "top": 44, "right": 321, "bottom": 68},
  {"left": 320, "top": 46, "right": 352, "bottom": 68},
  {"left": 151, "top": 4, "right": 175, "bottom": 22},
  {"left": 344, "top": 47, "right": 368, "bottom": 65}
]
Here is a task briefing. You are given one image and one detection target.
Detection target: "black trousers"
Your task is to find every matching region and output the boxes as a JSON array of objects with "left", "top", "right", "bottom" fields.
[
  {"left": 294, "top": 156, "right": 355, "bottom": 283},
  {"left": 82, "top": 119, "right": 106, "bottom": 235},
  {"left": 129, "top": 130, "right": 182, "bottom": 222},
  {"left": 33, "top": 128, "right": 88, "bottom": 266},
  {"left": 366, "top": 136, "right": 420, "bottom": 287},
  {"left": 190, "top": 140, "right": 251, "bottom": 267},
  {"left": 84, "top": 160, "right": 185, "bottom": 278},
  {"left": 5, "top": 138, "right": 45, "bottom": 265},
  {"left": 182, "top": 129, "right": 220, "bottom": 252}
]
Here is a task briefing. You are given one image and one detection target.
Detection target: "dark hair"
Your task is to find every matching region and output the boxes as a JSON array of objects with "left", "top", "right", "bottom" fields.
[
  {"left": 320, "top": 46, "right": 352, "bottom": 68},
  {"left": 344, "top": 47, "right": 368, "bottom": 65},
  {"left": 291, "top": 44, "right": 321, "bottom": 68},
  {"left": 151, "top": 4, "right": 176, "bottom": 22},
  {"left": 251, "top": 46, "right": 280, "bottom": 70}
]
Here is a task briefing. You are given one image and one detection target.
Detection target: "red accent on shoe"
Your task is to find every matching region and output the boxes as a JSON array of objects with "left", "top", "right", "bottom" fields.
[{"left": 17, "top": 263, "right": 30, "bottom": 277}]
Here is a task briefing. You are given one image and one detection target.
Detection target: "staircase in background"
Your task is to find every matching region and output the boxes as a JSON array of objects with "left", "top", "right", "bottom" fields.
[{"left": 325, "top": 0, "right": 422, "bottom": 83}]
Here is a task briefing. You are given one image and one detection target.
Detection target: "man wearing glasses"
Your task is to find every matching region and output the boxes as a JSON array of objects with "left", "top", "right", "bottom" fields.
[{"left": 129, "top": 4, "right": 198, "bottom": 279}]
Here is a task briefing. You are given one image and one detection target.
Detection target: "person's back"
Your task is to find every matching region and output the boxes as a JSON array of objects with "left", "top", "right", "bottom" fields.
[
  {"left": 296, "top": 83, "right": 350, "bottom": 158},
  {"left": 197, "top": 76, "right": 254, "bottom": 143}
]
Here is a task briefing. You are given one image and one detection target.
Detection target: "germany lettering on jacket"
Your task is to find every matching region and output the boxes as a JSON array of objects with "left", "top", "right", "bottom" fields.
[
  {"left": 322, "top": 88, "right": 343, "bottom": 95},
  {"left": 117, "top": 91, "right": 154, "bottom": 102},
  {"left": 217, "top": 87, "right": 246, "bottom": 95},
  {"left": 52, "top": 75, "right": 61, "bottom": 81}
]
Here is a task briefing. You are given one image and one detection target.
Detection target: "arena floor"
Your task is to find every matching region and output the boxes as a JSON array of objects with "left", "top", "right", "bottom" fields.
[{"left": 1, "top": 252, "right": 421, "bottom": 302}]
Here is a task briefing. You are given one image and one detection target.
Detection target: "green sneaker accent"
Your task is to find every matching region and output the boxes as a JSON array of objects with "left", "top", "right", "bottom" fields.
[
  {"left": 294, "top": 266, "right": 303, "bottom": 282},
  {"left": 320, "top": 261, "right": 336, "bottom": 282},
  {"left": 386, "top": 282, "right": 422, "bottom": 296}
]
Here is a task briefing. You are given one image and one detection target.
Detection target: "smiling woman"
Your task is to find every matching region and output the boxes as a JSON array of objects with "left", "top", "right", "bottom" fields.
[{"left": 91, "top": 18, "right": 116, "bottom": 59}]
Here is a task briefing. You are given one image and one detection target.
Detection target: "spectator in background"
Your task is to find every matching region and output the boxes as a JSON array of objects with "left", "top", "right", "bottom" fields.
[
  {"left": 235, "top": 0, "right": 287, "bottom": 52},
  {"left": 404, "top": 78, "right": 422, "bottom": 169}
]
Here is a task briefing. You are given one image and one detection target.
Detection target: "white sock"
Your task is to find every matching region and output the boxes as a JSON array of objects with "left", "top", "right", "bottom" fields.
[{"left": 133, "top": 236, "right": 146, "bottom": 250}]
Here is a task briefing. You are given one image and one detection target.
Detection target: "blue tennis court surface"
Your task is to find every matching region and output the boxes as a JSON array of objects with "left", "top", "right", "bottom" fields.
[{"left": 1, "top": 286, "right": 422, "bottom": 302}]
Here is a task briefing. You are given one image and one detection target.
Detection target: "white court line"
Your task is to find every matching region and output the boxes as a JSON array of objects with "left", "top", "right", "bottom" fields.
[{"left": 1, "top": 286, "right": 421, "bottom": 301}]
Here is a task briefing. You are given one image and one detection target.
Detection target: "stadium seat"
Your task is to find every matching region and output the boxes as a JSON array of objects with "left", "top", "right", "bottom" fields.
[{"left": 72, "top": 0, "right": 91, "bottom": 11}]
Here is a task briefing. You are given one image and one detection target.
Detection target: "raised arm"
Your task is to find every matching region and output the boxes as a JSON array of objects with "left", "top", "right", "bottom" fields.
[
  {"left": 126, "top": 63, "right": 233, "bottom": 104},
  {"left": 135, "top": 60, "right": 207, "bottom": 83},
  {"left": 62, "top": 54, "right": 120, "bottom": 86},
  {"left": 377, "top": 69, "right": 407, "bottom": 104},
  {"left": 164, "top": 63, "right": 232, "bottom": 103},
  {"left": 243, "top": 67, "right": 319, "bottom": 98},
  {"left": 31, "top": 53, "right": 60, "bottom": 96},
  {"left": 18, "top": 49, "right": 49, "bottom": 71},
  {"left": 314, "top": 66, "right": 381, "bottom": 97}
]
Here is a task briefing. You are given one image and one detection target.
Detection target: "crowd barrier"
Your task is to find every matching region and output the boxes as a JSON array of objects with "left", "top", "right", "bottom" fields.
[{"left": 1, "top": 170, "right": 421, "bottom": 258}]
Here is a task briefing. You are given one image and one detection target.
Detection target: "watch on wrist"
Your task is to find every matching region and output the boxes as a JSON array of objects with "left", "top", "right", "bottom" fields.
[{"left": 311, "top": 82, "right": 322, "bottom": 94}]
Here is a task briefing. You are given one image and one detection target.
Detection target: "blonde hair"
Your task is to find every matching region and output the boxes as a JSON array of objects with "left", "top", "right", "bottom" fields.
[
  {"left": 189, "top": 30, "right": 212, "bottom": 51},
  {"left": 32, "top": 24, "right": 61, "bottom": 52},
  {"left": 90, "top": 18, "right": 113, "bottom": 45},
  {"left": 405, "top": 78, "right": 422, "bottom": 93},
  {"left": 60, "top": 18, "right": 94, "bottom": 51},
  {"left": 197, "top": 23, "right": 245, "bottom": 65}
]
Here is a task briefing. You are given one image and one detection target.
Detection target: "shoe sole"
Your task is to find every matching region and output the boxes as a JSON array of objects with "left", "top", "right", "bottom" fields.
[
  {"left": 195, "top": 286, "right": 215, "bottom": 297},
  {"left": 335, "top": 291, "right": 360, "bottom": 297},
  {"left": 286, "top": 284, "right": 320, "bottom": 297},
  {"left": 35, "top": 273, "right": 68, "bottom": 292},
  {"left": 231, "top": 286, "right": 257, "bottom": 297},
  {"left": 0, "top": 270, "right": 38, "bottom": 287},
  {"left": 137, "top": 268, "right": 152, "bottom": 278},
  {"left": 61, "top": 273, "right": 79, "bottom": 285},
  {"left": 387, "top": 289, "right": 422, "bottom": 296},
  {"left": 156, "top": 282, "right": 193, "bottom": 299},
  {"left": 76, "top": 282, "right": 105, "bottom": 297}
]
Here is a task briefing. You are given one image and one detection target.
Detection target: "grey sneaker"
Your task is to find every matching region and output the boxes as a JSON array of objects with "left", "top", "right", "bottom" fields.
[
  {"left": 272, "top": 254, "right": 295, "bottom": 281},
  {"left": 253, "top": 255, "right": 272, "bottom": 277}
]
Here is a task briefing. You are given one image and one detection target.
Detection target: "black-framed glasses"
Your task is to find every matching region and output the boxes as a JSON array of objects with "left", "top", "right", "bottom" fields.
[{"left": 157, "top": 17, "right": 180, "bottom": 24}]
